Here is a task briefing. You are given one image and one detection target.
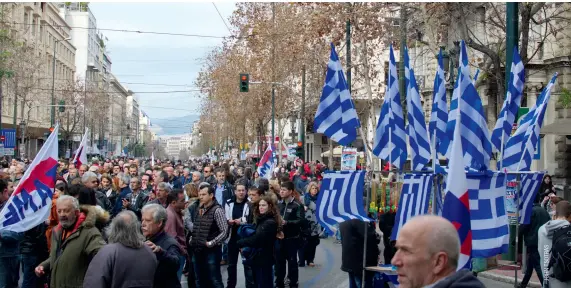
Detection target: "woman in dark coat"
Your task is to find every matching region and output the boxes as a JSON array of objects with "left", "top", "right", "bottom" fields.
[{"left": 237, "top": 195, "right": 280, "bottom": 288}]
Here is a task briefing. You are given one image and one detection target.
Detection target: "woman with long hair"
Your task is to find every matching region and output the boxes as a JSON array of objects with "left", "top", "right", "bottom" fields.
[{"left": 237, "top": 195, "right": 281, "bottom": 288}]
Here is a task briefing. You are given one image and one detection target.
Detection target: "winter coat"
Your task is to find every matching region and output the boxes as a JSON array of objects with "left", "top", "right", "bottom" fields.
[
  {"left": 124, "top": 190, "right": 149, "bottom": 220},
  {"left": 95, "top": 190, "right": 113, "bottom": 212},
  {"left": 278, "top": 197, "right": 305, "bottom": 239},
  {"left": 520, "top": 203, "right": 550, "bottom": 247},
  {"left": 237, "top": 213, "right": 278, "bottom": 266},
  {"left": 20, "top": 223, "right": 48, "bottom": 258},
  {"left": 538, "top": 219, "right": 571, "bottom": 288},
  {"left": 40, "top": 205, "right": 107, "bottom": 288},
  {"left": 214, "top": 182, "right": 234, "bottom": 207},
  {"left": 165, "top": 205, "right": 187, "bottom": 255},
  {"left": 112, "top": 186, "right": 131, "bottom": 217},
  {"left": 340, "top": 219, "right": 380, "bottom": 274},
  {"left": 303, "top": 194, "right": 322, "bottom": 237},
  {"left": 148, "top": 230, "right": 182, "bottom": 288},
  {"left": 83, "top": 243, "right": 158, "bottom": 288},
  {"left": 433, "top": 269, "right": 485, "bottom": 288},
  {"left": 225, "top": 197, "right": 250, "bottom": 243}
]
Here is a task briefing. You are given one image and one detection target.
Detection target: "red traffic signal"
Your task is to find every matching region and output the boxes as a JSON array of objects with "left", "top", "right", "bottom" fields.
[
  {"left": 0, "top": 136, "right": 4, "bottom": 142},
  {"left": 297, "top": 141, "right": 303, "bottom": 147},
  {"left": 49, "top": 127, "right": 55, "bottom": 132}
]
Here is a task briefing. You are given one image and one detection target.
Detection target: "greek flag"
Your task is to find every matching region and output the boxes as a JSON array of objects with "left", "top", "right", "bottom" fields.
[
  {"left": 390, "top": 173, "right": 433, "bottom": 240},
  {"left": 491, "top": 47, "right": 525, "bottom": 154},
  {"left": 406, "top": 66, "right": 431, "bottom": 170},
  {"left": 503, "top": 73, "right": 558, "bottom": 171},
  {"left": 445, "top": 40, "right": 492, "bottom": 171},
  {"left": 373, "top": 45, "right": 407, "bottom": 169},
  {"left": 472, "top": 69, "right": 480, "bottom": 85},
  {"left": 466, "top": 171, "right": 509, "bottom": 257},
  {"left": 314, "top": 43, "right": 361, "bottom": 146},
  {"left": 429, "top": 49, "right": 448, "bottom": 157},
  {"left": 518, "top": 172, "right": 545, "bottom": 224},
  {"left": 315, "top": 171, "right": 370, "bottom": 234}
]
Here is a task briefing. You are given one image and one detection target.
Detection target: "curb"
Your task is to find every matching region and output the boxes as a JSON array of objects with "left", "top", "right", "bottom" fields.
[{"left": 478, "top": 271, "right": 541, "bottom": 288}]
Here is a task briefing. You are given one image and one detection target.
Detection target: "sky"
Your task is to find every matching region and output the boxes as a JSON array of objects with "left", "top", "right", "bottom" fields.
[{"left": 89, "top": 2, "right": 237, "bottom": 135}]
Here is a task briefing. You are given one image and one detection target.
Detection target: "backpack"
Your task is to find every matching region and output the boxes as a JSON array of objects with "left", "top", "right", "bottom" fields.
[{"left": 548, "top": 225, "right": 571, "bottom": 282}]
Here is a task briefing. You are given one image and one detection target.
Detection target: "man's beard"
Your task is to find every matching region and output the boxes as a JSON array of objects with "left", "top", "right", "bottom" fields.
[{"left": 59, "top": 217, "right": 76, "bottom": 229}]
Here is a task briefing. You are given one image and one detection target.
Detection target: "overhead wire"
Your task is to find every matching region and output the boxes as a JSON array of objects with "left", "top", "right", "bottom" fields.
[
  {"left": 31, "top": 88, "right": 201, "bottom": 94},
  {"left": 212, "top": 3, "right": 232, "bottom": 34}
]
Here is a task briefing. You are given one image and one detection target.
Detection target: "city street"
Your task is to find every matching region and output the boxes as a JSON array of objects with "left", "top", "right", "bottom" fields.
[{"left": 181, "top": 237, "right": 518, "bottom": 288}]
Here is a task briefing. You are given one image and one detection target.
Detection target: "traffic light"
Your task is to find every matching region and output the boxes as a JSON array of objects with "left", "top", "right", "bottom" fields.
[
  {"left": 49, "top": 127, "right": 55, "bottom": 133},
  {"left": 239, "top": 73, "right": 249, "bottom": 92},
  {"left": 295, "top": 141, "right": 304, "bottom": 159},
  {"left": 58, "top": 100, "right": 65, "bottom": 112}
]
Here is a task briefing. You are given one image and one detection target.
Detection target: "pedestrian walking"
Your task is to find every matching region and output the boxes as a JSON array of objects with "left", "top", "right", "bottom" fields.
[
  {"left": 519, "top": 198, "right": 550, "bottom": 288},
  {"left": 301, "top": 182, "right": 322, "bottom": 267},
  {"left": 538, "top": 200, "right": 571, "bottom": 288}
]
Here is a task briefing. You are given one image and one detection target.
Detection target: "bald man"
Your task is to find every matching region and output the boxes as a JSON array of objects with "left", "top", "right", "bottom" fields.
[{"left": 391, "top": 215, "right": 484, "bottom": 288}]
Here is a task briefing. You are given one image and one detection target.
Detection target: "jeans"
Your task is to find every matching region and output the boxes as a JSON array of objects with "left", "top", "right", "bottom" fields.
[
  {"left": 177, "top": 254, "right": 186, "bottom": 282},
  {"left": 275, "top": 238, "right": 299, "bottom": 288},
  {"left": 192, "top": 247, "right": 224, "bottom": 288},
  {"left": 222, "top": 243, "right": 228, "bottom": 262},
  {"left": 348, "top": 271, "right": 374, "bottom": 288},
  {"left": 255, "top": 264, "right": 274, "bottom": 288},
  {"left": 0, "top": 256, "right": 19, "bottom": 288},
  {"left": 335, "top": 227, "right": 342, "bottom": 241},
  {"left": 227, "top": 241, "right": 255, "bottom": 288},
  {"left": 20, "top": 254, "right": 43, "bottom": 288},
  {"left": 521, "top": 246, "right": 543, "bottom": 287},
  {"left": 297, "top": 238, "right": 306, "bottom": 266}
]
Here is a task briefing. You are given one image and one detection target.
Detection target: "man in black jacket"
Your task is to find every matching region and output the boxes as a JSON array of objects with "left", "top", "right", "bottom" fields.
[
  {"left": 340, "top": 218, "right": 380, "bottom": 288},
  {"left": 519, "top": 200, "right": 550, "bottom": 288},
  {"left": 123, "top": 176, "right": 149, "bottom": 220},
  {"left": 276, "top": 181, "right": 305, "bottom": 288},
  {"left": 142, "top": 203, "right": 183, "bottom": 288},
  {"left": 20, "top": 223, "right": 49, "bottom": 288}
]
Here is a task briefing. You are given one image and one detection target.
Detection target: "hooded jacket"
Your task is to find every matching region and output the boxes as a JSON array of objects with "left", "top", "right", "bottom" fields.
[
  {"left": 432, "top": 269, "right": 485, "bottom": 288},
  {"left": 538, "top": 219, "right": 571, "bottom": 288},
  {"left": 40, "top": 205, "right": 107, "bottom": 288}
]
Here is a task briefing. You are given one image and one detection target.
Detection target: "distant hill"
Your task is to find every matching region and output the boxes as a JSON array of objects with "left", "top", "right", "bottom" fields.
[{"left": 152, "top": 114, "right": 199, "bottom": 135}]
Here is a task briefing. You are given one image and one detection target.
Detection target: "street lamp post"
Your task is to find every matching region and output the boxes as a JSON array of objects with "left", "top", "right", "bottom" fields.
[
  {"left": 51, "top": 37, "right": 71, "bottom": 128},
  {"left": 83, "top": 65, "right": 98, "bottom": 134}
]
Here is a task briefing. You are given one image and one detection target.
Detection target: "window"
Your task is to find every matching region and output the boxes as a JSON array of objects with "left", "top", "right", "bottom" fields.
[{"left": 32, "top": 18, "right": 36, "bottom": 36}]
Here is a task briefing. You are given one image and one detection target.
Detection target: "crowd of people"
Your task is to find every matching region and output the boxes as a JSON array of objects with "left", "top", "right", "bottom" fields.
[{"left": 0, "top": 156, "right": 329, "bottom": 288}]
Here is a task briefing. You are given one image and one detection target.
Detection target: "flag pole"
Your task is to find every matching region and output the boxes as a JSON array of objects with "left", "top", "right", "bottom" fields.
[
  {"left": 359, "top": 127, "right": 373, "bottom": 286},
  {"left": 499, "top": 125, "right": 506, "bottom": 170},
  {"left": 431, "top": 131, "right": 437, "bottom": 215}
]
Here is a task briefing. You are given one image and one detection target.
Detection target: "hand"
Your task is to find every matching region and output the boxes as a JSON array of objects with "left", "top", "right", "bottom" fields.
[
  {"left": 233, "top": 219, "right": 241, "bottom": 225},
  {"left": 282, "top": 220, "right": 287, "bottom": 225},
  {"left": 145, "top": 241, "right": 161, "bottom": 253},
  {"left": 122, "top": 199, "right": 130, "bottom": 208},
  {"left": 34, "top": 265, "right": 45, "bottom": 277},
  {"left": 206, "top": 241, "right": 213, "bottom": 248}
]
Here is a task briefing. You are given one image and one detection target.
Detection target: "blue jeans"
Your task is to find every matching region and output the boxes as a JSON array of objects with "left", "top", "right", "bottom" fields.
[
  {"left": 177, "top": 254, "right": 186, "bottom": 282},
  {"left": 222, "top": 243, "right": 228, "bottom": 262},
  {"left": 20, "top": 254, "right": 40, "bottom": 288},
  {"left": 0, "top": 256, "right": 20, "bottom": 288},
  {"left": 348, "top": 271, "right": 374, "bottom": 288},
  {"left": 192, "top": 247, "right": 224, "bottom": 288}
]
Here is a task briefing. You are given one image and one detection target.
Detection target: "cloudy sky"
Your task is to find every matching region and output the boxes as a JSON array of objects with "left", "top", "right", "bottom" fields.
[{"left": 89, "top": 2, "right": 236, "bottom": 134}]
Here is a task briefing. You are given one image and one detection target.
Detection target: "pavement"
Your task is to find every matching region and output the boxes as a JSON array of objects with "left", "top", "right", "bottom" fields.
[{"left": 478, "top": 266, "right": 542, "bottom": 288}]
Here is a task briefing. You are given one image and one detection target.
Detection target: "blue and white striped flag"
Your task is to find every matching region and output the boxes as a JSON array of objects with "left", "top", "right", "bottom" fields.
[
  {"left": 445, "top": 40, "right": 492, "bottom": 171},
  {"left": 373, "top": 45, "right": 408, "bottom": 169},
  {"left": 429, "top": 49, "right": 448, "bottom": 157},
  {"left": 503, "top": 74, "right": 558, "bottom": 171},
  {"left": 407, "top": 67, "right": 431, "bottom": 170},
  {"left": 315, "top": 171, "right": 370, "bottom": 234},
  {"left": 472, "top": 69, "right": 480, "bottom": 86},
  {"left": 314, "top": 43, "right": 361, "bottom": 146},
  {"left": 518, "top": 172, "right": 545, "bottom": 224},
  {"left": 391, "top": 173, "right": 433, "bottom": 240},
  {"left": 466, "top": 171, "right": 509, "bottom": 257},
  {"left": 491, "top": 47, "right": 525, "bottom": 154}
]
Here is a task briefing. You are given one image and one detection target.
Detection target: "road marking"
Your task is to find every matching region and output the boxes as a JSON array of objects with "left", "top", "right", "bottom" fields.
[{"left": 302, "top": 241, "right": 335, "bottom": 287}]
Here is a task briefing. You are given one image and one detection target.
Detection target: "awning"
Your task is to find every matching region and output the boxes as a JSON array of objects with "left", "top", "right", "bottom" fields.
[{"left": 541, "top": 119, "right": 571, "bottom": 135}]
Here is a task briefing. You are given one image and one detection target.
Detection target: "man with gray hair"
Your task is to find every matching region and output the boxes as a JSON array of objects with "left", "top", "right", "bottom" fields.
[
  {"left": 147, "top": 182, "right": 171, "bottom": 209},
  {"left": 84, "top": 211, "right": 157, "bottom": 287},
  {"left": 82, "top": 171, "right": 112, "bottom": 212},
  {"left": 36, "top": 195, "right": 105, "bottom": 288},
  {"left": 391, "top": 215, "right": 484, "bottom": 288},
  {"left": 141, "top": 204, "right": 182, "bottom": 288}
]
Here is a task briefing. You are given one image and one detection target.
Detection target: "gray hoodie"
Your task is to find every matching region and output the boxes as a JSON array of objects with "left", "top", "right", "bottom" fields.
[{"left": 538, "top": 219, "right": 571, "bottom": 288}]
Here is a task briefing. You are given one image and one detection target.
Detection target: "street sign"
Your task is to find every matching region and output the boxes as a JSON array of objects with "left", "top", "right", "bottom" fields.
[{"left": 1, "top": 129, "right": 16, "bottom": 149}]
